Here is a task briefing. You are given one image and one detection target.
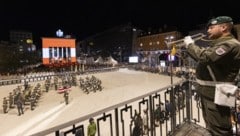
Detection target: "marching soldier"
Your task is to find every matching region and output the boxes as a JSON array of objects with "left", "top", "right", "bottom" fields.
[
  {"left": 45, "top": 79, "right": 51, "bottom": 92},
  {"left": 72, "top": 75, "right": 77, "bottom": 86},
  {"left": 63, "top": 90, "right": 69, "bottom": 105},
  {"left": 3, "top": 97, "right": 8, "bottom": 113},
  {"left": 54, "top": 76, "right": 58, "bottom": 90},
  {"left": 30, "top": 94, "right": 35, "bottom": 110},
  {"left": 8, "top": 92, "right": 14, "bottom": 108},
  {"left": 16, "top": 92, "right": 24, "bottom": 116}
]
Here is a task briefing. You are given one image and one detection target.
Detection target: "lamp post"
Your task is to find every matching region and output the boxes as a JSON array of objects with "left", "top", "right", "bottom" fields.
[
  {"left": 165, "top": 36, "right": 175, "bottom": 84},
  {"left": 165, "top": 35, "right": 177, "bottom": 131}
]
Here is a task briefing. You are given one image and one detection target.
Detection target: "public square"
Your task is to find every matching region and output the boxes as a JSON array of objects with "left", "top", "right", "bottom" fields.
[{"left": 0, "top": 68, "right": 183, "bottom": 136}]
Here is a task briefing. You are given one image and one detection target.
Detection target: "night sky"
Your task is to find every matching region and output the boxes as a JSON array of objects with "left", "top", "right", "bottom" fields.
[{"left": 0, "top": 0, "right": 239, "bottom": 44}]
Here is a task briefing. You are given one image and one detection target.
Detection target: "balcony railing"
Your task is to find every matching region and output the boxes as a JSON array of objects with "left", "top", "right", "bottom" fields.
[
  {"left": 2, "top": 67, "right": 238, "bottom": 135},
  {"left": 29, "top": 79, "right": 207, "bottom": 136}
]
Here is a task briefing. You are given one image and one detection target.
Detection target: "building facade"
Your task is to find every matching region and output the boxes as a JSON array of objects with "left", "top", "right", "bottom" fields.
[
  {"left": 42, "top": 38, "right": 76, "bottom": 65},
  {"left": 133, "top": 31, "right": 183, "bottom": 67}
]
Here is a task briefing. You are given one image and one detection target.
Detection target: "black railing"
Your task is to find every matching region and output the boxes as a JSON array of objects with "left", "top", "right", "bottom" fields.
[{"left": 29, "top": 79, "right": 204, "bottom": 136}]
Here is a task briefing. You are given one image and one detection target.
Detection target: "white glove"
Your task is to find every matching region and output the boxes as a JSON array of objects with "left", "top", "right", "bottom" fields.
[{"left": 183, "top": 36, "right": 194, "bottom": 48}]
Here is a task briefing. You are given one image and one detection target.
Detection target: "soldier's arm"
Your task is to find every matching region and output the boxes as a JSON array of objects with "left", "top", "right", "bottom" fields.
[{"left": 187, "top": 43, "right": 232, "bottom": 64}]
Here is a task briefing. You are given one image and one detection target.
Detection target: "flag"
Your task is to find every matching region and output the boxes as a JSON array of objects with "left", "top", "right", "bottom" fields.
[{"left": 171, "top": 45, "right": 176, "bottom": 56}]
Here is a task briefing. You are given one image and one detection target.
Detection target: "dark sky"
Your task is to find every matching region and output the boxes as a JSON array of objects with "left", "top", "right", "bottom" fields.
[{"left": 0, "top": 0, "right": 239, "bottom": 44}]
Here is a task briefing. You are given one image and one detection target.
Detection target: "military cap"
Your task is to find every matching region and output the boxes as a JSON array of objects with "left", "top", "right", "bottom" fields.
[{"left": 207, "top": 16, "right": 233, "bottom": 27}]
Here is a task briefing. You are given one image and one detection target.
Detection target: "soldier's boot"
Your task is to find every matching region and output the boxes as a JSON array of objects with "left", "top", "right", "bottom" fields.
[
  {"left": 18, "top": 110, "right": 21, "bottom": 116},
  {"left": 3, "top": 107, "right": 7, "bottom": 113},
  {"left": 31, "top": 103, "right": 34, "bottom": 110}
]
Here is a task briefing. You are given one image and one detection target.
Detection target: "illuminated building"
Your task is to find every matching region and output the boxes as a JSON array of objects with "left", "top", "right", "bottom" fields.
[{"left": 42, "top": 37, "right": 76, "bottom": 66}]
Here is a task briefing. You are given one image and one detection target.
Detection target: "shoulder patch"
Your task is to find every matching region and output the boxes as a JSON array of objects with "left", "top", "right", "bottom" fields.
[{"left": 215, "top": 47, "right": 226, "bottom": 55}]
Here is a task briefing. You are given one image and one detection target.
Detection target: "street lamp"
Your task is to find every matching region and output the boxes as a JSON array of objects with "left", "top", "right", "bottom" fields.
[
  {"left": 165, "top": 35, "right": 177, "bottom": 131},
  {"left": 165, "top": 35, "right": 175, "bottom": 84}
]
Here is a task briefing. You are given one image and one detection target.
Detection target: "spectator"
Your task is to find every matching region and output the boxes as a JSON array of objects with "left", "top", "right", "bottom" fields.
[{"left": 87, "top": 118, "right": 96, "bottom": 136}]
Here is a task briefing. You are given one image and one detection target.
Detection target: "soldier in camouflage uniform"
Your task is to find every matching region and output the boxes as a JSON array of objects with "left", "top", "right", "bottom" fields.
[
  {"left": 3, "top": 97, "right": 8, "bottom": 113},
  {"left": 45, "top": 79, "right": 51, "bottom": 92},
  {"left": 16, "top": 92, "right": 24, "bottom": 116},
  {"left": 8, "top": 92, "right": 14, "bottom": 108},
  {"left": 183, "top": 16, "right": 240, "bottom": 135},
  {"left": 54, "top": 76, "right": 58, "bottom": 90},
  {"left": 64, "top": 90, "right": 69, "bottom": 105}
]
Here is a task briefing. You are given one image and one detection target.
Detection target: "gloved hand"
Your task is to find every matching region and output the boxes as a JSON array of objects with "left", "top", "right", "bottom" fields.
[{"left": 183, "top": 36, "right": 194, "bottom": 48}]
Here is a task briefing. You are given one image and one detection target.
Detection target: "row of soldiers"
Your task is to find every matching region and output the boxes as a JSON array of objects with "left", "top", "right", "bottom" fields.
[
  {"left": 79, "top": 75, "right": 102, "bottom": 94},
  {"left": 45, "top": 74, "right": 77, "bottom": 92}
]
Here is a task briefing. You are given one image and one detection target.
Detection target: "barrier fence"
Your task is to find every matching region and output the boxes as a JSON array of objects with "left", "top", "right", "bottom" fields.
[
  {"left": 2, "top": 67, "right": 238, "bottom": 135},
  {"left": 0, "top": 67, "right": 119, "bottom": 86},
  {"left": 30, "top": 79, "right": 205, "bottom": 136}
]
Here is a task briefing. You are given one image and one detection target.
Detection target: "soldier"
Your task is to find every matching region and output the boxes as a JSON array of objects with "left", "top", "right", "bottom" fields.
[
  {"left": 87, "top": 118, "right": 96, "bottom": 136},
  {"left": 63, "top": 90, "right": 69, "bottom": 105},
  {"left": 16, "top": 92, "right": 24, "bottom": 116},
  {"left": 54, "top": 76, "right": 58, "bottom": 90},
  {"left": 72, "top": 75, "right": 77, "bottom": 86},
  {"left": 96, "top": 78, "right": 102, "bottom": 91},
  {"left": 24, "top": 81, "right": 28, "bottom": 90},
  {"left": 3, "top": 97, "right": 8, "bottom": 113},
  {"left": 30, "top": 94, "right": 35, "bottom": 110},
  {"left": 183, "top": 16, "right": 240, "bottom": 135},
  {"left": 45, "top": 79, "right": 51, "bottom": 92},
  {"left": 8, "top": 92, "right": 14, "bottom": 108}
]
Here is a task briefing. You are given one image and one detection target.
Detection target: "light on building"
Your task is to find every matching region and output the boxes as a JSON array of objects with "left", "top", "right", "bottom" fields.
[
  {"left": 26, "top": 39, "right": 33, "bottom": 44},
  {"left": 168, "top": 54, "right": 175, "bottom": 61},
  {"left": 56, "top": 29, "right": 64, "bottom": 37}
]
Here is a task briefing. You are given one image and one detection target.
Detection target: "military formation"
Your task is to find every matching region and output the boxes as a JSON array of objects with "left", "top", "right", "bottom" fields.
[
  {"left": 2, "top": 73, "right": 103, "bottom": 115},
  {"left": 2, "top": 83, "right": 43, "bottom": 115},
  {"left": 52, "top": 74, "right": 77, "bottom": 91},
  {"left": 79, "top": 75, "right": 102, "bottom": 94}
]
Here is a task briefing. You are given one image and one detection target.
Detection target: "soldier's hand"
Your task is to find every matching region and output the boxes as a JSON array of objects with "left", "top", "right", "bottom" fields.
[{"left": 183, "top": 36, "right": 194, "bottom": 48}]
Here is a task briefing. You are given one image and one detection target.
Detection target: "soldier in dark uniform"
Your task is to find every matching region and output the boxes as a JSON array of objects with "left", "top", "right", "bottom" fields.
[
  {"left": 45, "top": 79, "right": 51, "bottom": 92},
  {"left": 183, "top": 16, "right": 240, "bottom": 135},
  {"left": 16, "top": 92, "right": 24, "bottom": 116},
  {"left": 3, "top": 97, "right": 8, "bottom": 113},
  {"left": 64, "top": 90, "right": 69, "bottom": 105},
  {"left": 8, "top": 92, "right": 14, "bottom": 108},
  {"left": 24, "top": 81, "right": 28, "bottom": 90},
  {"left": 30, "top": 94, "right": 35, "bottom": 110},
  {"left": 54, "top": 76, "right": 58, "bottom": 90}
]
